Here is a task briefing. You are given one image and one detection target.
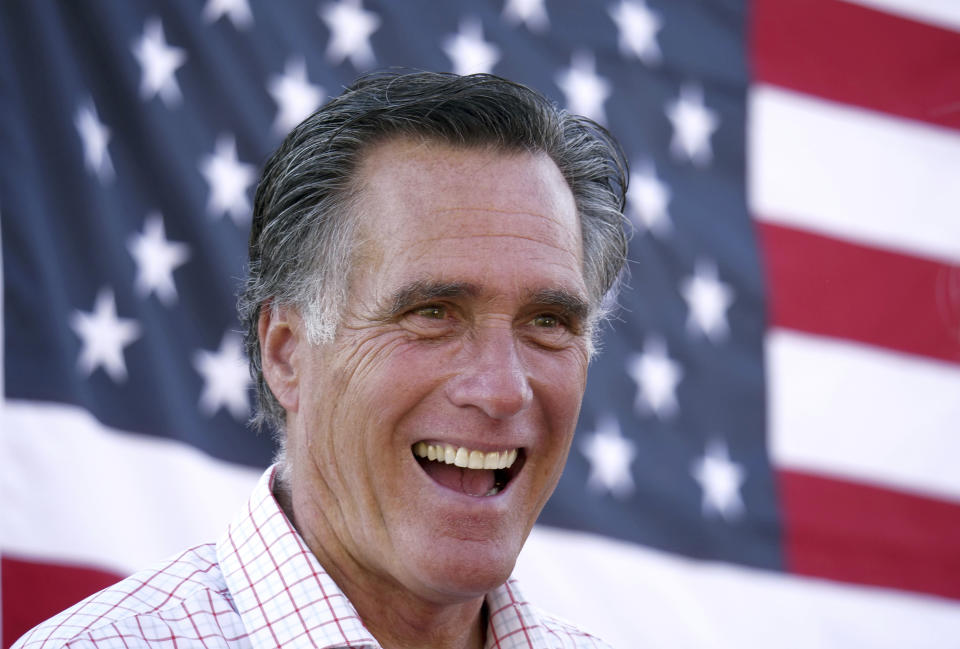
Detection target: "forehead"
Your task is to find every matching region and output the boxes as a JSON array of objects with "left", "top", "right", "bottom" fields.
[{"left": 352, "top": 138, "right": 583, "bottom": 285}]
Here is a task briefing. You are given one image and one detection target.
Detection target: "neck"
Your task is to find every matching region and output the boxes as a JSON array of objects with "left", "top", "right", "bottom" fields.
[
  {"left": 340, "top": 574, "right": 487, "bottom": 649},
  {"left": 274, "top": 476, "right": 487, "bottom": 649}
]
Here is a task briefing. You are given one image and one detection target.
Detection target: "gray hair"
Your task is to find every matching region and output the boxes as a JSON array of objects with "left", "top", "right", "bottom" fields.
[{"left": 238, "top": 70, "right": 629, "bottom": 438}]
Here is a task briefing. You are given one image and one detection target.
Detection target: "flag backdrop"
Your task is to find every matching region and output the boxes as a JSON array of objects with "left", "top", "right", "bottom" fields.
[{"left": 2, "top": 1, "right": 960, "bottom": 647}]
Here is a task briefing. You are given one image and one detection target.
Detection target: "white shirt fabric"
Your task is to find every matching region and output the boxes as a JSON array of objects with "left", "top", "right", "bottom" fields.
[{"left": 14, "top": 466, "right": 613, "bottom": 649}]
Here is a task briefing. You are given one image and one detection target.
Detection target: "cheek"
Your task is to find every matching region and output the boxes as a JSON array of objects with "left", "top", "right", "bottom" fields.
[
  {"left": 320, "top": 331, "right": 410, "bottom": 406},
  {"left": 356, "top": 343, "right": 439, "bottom": 411},
  {"left": 291, "top": 337, "right": 389, "bottom": 458},
  {"left": 312, "top": 333, "right": 448, "bottom": 452},
  {"left": 532, "top": 354, "right": 588, "bottom": 469},
  {"left": 530, "top": 349, "right": 589, "bottom": 421}
]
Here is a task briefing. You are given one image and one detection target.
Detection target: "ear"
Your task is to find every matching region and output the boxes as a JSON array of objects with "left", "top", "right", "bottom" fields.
[{"left": 259, "top": 303, "right": 302, "bottom": 413}]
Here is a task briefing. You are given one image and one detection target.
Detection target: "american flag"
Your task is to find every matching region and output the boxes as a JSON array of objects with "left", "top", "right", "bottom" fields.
[{"left": 2, "top": 1, "right": 959, "bottom": 647}]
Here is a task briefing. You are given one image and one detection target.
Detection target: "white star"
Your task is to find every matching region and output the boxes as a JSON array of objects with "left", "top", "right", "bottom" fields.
[
  {"left": 193, "top": 333, "right": 251, "bottom": 421},
  {"left": 269, "top": 57, "right": 325, "bottom": 134},
  {"left": 199, "top": 134, "right": 256, "bottom": 225},
  {"left": 627, "top": 160, "right": 671, "bottom": 236},
  {"left": 443, "top": 18, "right": 500, "bottom": 76},
  {"left": 626, "top": 336, "right": 682, "bottom": 419},
  {"left": 609, "top": 0, "right": 662, "bottom": 66},
  {"left": 70, "top": 288, "right": 141, "bottom": 383},
  {"left": 680, "top": 259, "right": 735, "bottom": 343},
  {"left": 131, "top": 17, "right": 187, "bottom": 106},
  {"left": 203, "top": 0, "right": 253, "bottom": 29},
  {"left": 503, "top": 0, "right": 549, "bottom": 33},
  {"left": 580, "top": 414, "right": 637, "bottom": 499},
  {"left": 556, "top": 51, "right": 611, "bottom": 124},
  {"left": 666, "top": 83, "right": 720, "bottom": 166},
  {"left": 74, "top": 100, "right": 114, "bottom": 183},
  {"left": 127, "top": 212, "right": 190, "bottom": 306},
  {"left": 319, "top": 0, "right": 381, "bottom": 70},
  {"left": 691, "top": 438, "right": 746, "bottom": 521}
]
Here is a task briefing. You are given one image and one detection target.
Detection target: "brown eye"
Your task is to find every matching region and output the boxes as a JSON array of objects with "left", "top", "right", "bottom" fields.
[
  {"left": 414, "top": 305, "right": 447, "bottom": 320},
  {"left": 531, "top": 314, "right": 560, "bottom": 328},
  {"left": 403, "top": 304, "right": 457, "bottom": 339}
]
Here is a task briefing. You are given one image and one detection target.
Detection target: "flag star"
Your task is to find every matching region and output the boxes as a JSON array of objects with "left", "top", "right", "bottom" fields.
[
  {"left": 193, "top": 333, "right": 251, "bottom": 421},
  {"left": 268, "top": 57, "right": 325, "bottom": 134},
  {"left": 202, "top": 0, "right": 253, "bottom": 29},
  {"left": 628, "top": 160, "right": 671, "bottom": 236},
  {"left": 199, "top": 134, "right": 256, "bottom": 225},
  {"left": 319, "top": 0, "right": 381, "bottom": 70},
  {"left": 627, "top": 336, "right": 682, "bottom": 419},
  {"left": 609, "top": 0, "right": 663, "bottom": 66},
  {"left": 680, "top": 259, "right": 734, "bottom": 342},
  {"left": 70, "top": 288, "right": 141, "bottom": 383},
  {"left": 131, "top": 17, "right": 187, "bottom": 106},
  {"left": 127, "top": 212, "right": 190, "bottom": 306},
  {"left": 691, "top": 438, "right": 746, "bottom": 521},
  {"left": 443, "top": 18, "right": 500, "bottom": 76},
  {"left": 74, "top": 100, "right": 114, "bottom": 183},
  {"left": 666, "top": 83, "right": 720, "bottom": 166},
  {"left": 580, "top": 414, "right": 637, "bottom": 499},
  {"left": 556, "top": 51, "right": 611, "bottom": 124},
  {"left": 502, "top": 0, "right": 549, "bottom": 33}
]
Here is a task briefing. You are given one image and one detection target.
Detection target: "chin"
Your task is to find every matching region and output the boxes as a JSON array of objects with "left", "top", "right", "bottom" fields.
[{"left": 405, "top": 534, "right": 522, "bottom": 602}]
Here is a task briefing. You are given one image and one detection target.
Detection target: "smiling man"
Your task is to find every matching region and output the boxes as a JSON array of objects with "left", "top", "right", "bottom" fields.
[{"left": 14, "top": 72, "right": 628, "bottom": 649}]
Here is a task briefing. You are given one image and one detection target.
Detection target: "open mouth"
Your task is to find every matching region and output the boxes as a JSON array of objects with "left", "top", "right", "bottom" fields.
[{"left": 413, "top": 441, "right": 524, "bottom": 497}]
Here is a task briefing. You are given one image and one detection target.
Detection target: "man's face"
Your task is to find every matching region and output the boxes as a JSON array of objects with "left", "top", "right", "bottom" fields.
[{"left": 278, "top": 138, "right": 590, "bottom": 604}]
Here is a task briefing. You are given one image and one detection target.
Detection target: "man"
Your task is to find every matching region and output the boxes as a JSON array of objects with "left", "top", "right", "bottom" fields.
[{"left": 15, "top": 71, "right": 628, "bottom": 649}]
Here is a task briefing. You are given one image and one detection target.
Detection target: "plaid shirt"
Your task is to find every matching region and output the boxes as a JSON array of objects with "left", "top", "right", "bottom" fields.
[{"left": 14, "top": 467, "right": 612, "bottom": 649}]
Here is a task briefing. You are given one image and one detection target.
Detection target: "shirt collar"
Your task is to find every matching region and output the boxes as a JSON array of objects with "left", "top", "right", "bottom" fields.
[
  {"left": 218, "top": 466, "right": 552, "bottom": 649},
  {"left": 485, "top": 578, "right": 551, "bottom": 649}
]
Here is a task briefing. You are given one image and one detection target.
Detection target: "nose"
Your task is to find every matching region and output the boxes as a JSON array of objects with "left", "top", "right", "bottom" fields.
[{"left": 445, "top": 326, "right": 533, "bottom": 419}]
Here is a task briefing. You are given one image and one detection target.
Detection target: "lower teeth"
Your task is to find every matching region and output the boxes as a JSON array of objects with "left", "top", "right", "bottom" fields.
[{"left": 484, "top": 475, "right": 508, "bottom": 497}]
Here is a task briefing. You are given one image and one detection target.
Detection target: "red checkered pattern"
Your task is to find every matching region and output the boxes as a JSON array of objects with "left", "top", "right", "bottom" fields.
[{"left": 13, "top": 468, "right": 612, "bottom": 649}]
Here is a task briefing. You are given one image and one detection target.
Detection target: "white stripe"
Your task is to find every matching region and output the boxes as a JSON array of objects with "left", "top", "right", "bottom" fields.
[
  {"left": 0, "top": 209, "right": 5, "bottom": 643},
  {"left": 1, "top": 399, "right": 262, "bottom": 572},
  {"left": 748, "top": 85, "right": 960, "bottom": 264},
  {"left": 842, "top": 0, "right": 960, "bottom": 33},
  {"left": 766, "top": 329, "right": 960, "bottom": 501},
  {"left": 0, "top": 209, "right": 5, "bottom": 402},
  {"left": 5, "top": 400, "right": 959, "bottom": 648},
  {"left": 517, "top": 526, "right": 960, "bottom": 649}
]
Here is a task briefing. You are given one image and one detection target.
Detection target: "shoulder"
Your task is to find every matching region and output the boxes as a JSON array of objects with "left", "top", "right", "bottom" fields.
[
  {"left": 12, "top": 544, "right": 246, "bottom": 649},
  {"left": 536, "top": 609, "right": 616, "bottom": 649}
]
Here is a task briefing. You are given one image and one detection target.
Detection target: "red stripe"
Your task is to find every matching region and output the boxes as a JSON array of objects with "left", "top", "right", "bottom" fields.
[
  {"left": 757, "top": 221, "right": 960, "bottom": 365},
  {"left": 1, "top": 556, "right": 122, "bottom": 648},
  {"left": 752, "top": 0, "right": 960, "bottom": 131},
  {"left": 779, "top": 469, "right": 960, "bottom": 600}
]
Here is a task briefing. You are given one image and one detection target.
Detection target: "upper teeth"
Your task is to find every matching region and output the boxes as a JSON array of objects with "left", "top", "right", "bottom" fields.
[{"left": 414, "top": 442, "right": 518, "bottom": 470}]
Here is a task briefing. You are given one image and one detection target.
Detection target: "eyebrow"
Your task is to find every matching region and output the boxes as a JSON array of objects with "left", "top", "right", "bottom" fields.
[
  {"left": 384, "top": 280, "right": 480, "bottom": 319},
  {"left": 382, "top": 280, "right": 590, "bottom": 323},
  {"left": 527, "top": 289, "right": 590, "bottom": 324}
]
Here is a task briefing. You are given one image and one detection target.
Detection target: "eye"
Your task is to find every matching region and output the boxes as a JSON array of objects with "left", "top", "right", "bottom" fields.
[
  {"left": 413, "top": 305, "right": 447, "bottom": 320},
  {"left": 524, "top": 310, "right": 582, "bottom": 350},
  {"left": 530, "top": 313, "right": 561, "bottom": 328},
  {"left": 401, "top": 304, "right": 457, "bottom": 338}
]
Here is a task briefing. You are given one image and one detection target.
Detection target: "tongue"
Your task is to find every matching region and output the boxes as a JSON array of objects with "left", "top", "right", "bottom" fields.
[{"left": 422, "top": 460, "right": 496, "bottom": 496}]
